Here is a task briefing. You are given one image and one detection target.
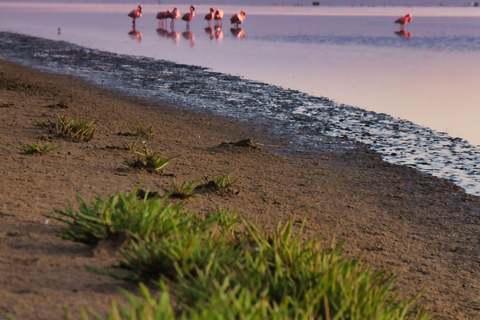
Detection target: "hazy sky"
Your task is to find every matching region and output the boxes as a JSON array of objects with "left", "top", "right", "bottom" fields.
[{"left": 0, "top": 0, "right": 477, "bottom": 6}]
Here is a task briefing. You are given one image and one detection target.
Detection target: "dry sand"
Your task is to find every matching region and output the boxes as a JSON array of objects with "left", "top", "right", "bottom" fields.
[{"left": 0, "top": 59, "right": 479, "bottom": 319}]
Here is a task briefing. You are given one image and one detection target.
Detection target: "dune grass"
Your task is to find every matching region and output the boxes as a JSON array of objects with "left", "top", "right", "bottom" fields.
[{"left": 49, "top": 188, "right": 430, "bottom": 320}]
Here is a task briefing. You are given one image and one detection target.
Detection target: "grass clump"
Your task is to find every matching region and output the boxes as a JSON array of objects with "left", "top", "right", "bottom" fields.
[
  {"left": 35, "top": 114, "right": 96, "bottom": 142},
  {"left": 123, "top": 142, "right": 179, "bottom": 173},
  {"left": 162, "top": 178, "right": 201, "bottom": 199},
  {"left": 44, "top": 186, "right": 187, "bottom": 246},
  {"left": 9, "top": 140, "right": 61, "bottom": 154},
  {"left": 51, "top": 188, "right": 429, "bottom": 320},
  {"left": 196, "top": 172, "right": 238, "bottom": 194}
]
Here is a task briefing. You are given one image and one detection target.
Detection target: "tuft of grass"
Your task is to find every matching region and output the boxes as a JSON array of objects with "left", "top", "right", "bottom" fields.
[
  {"left": 161, "top": 178, "right": 201, "bottom": 199},
  {"left": 35, "top": 114, "right": 96, "bottom": 142},
  {"left": 8, "top": 140, "right": 61, "bottom": 154},
  {"left": 123, "top": 142, "right": 179, "bottom": 173},
  {"left": 75, "top": 209, "right": 429, "bottom": 319},
  {"left": 135, "top": 124, "right": 155, "bottom": 137},
  {"left": 196, "top": 172, "right": 238, "bottom": 194},
  {"left": 44, "top": 185, "right": 188, "bottom": 246}
]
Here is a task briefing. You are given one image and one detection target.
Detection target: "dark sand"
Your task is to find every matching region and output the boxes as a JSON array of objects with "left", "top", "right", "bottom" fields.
[{"left": 0, "top": 59, "right": 479, "bottom": 319}]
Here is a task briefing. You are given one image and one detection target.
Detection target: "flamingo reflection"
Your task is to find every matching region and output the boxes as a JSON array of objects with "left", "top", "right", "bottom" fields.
[
  {"left": 182, "top": 31, "right": 195, "bottom": 47},
  {"left": 127, "top": 5, "right": 142, "bottom": 28},
  {"left": 168, "top": 29, "right": 181, "bottom": 43},
  {"left": 230, "top": 28, "right": 245, "bottom": 39},
  {"left": 394, "top": 14, "right": 412, "bottom": 30},
  {"left": 394, "top": 29, "right": 412, "bottom": 39},
  {"left": 230, "top": 11, "right": 245, "bottom": 28},
  {"left": 156, "top": 27, "right": 169, "bottom": 38},
  {"left": 215, "top": 26, "right": 223, "bottom": 40},
  {"left": 214, "top": 9, "right": 224, "bottom": 27},
  {"left": 205, "top": 27, "right": 214, "bottom": 40},
  {"left": 128, "top": 27, "right": 142, "bottom": 43}
]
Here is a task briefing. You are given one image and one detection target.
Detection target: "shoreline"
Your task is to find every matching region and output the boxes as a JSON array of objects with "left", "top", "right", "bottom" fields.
[{"left": 1, "top": 59, "right": 479, "bottom": 319}]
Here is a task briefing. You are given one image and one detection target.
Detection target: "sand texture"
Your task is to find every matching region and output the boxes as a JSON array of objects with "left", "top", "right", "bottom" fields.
[{"left": 0, "top": 60, "right": 479, "bottom": 319}]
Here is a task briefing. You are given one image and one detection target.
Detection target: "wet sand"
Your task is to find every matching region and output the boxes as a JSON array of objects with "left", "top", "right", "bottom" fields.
[{"left": 0, "top": 59, "right": 479, "bottom": 319}]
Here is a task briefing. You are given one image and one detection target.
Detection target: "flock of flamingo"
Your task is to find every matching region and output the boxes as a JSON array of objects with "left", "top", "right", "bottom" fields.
[
  {"left": 127, "top": 5, "right": 247, "bottom": 44},
  {"left": 127, "top": 5, "right": 413, "bottom": 43}
]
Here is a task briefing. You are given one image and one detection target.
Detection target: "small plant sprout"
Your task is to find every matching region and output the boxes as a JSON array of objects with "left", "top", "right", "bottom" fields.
[
  {"left": 135, "top": 124, "right": 155, "bottom": 137},
  {"left": 162, "top": 178, "right": 201, "bottom": 199},
  {"left": 9, "top": 140, "right": 61, "bottom": 154},
  {"left": 197, "top": 172, "right": 238, "bottom": 194},
  {"left": 123, "top": 142, "right": 179, "bottom": 173},
  {"left": 57, "top": 98, "right": 69, "bottom": 109},
  {"left": 122, "top": 136, "right": 141, "bottom": 151}
]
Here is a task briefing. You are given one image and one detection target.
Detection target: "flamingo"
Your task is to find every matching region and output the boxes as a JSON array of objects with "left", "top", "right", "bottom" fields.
[
  {"left": 182, "top": 5, "right": 195, "bottom": 30},
  {"left": 394, "top": 14, "right": 412, "bottom": 29},
  {"left": 128, "top": 5, "right": 142, "bottom": 27},
  {"left": 169, "top": 8, "right": 180, "bottom": 29},
  {"left": 156, "top": 10, "right": 170, "bottom": 28},
  {"left": 214, "top": 9, "right": 224, "bottom": 27},
  {"left": 230, "top": 11, "right": 245, "bottom": 29},
  {"left": 205, "top": 8, "right": 214, "bottom": 26}
]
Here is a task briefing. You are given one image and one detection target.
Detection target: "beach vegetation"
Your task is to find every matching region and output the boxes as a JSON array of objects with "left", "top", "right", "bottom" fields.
[
  {"left": 123, "top": 142, "right": 179, "bottom": 173},
  {"left": 47, "top": 185, "right": 429, "bottom": 319},
  {"left": 161, "top": 178, "right": 201, "bottom": 199},
  {"left": 135, "top": 124, "right": 155, "bottom": 137},
  {"left": 8, "top": 140, "right": 61, "bottom": 154},
  {"left": 44, "top": 185, "right": 187, "bottom": 246},
  {"left": 35, "top": 114, "right": 96, "bottom": 142},
  {"left": 196, "top": 172, "right": 238, "bottom": 194}
]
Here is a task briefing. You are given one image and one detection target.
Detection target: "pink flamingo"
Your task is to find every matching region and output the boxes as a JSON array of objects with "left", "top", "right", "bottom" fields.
[
  {"left": 230, "top": 11, "right": 245, "bottom": 29},
  {"left": 156, "top": 10, "right": 170, "bottom": 28},
  {"left": 169, "top": 8, "right": 180, "bottom": 29},
  {"left": 394, "top": 14, "right": 412, "bottom": 29},
  {"left": 214, "top": 9, "right": 224, "bottom": 27},
  {"left": 205, "top": 8, "right": 214, "bottom": 26},
  {"left": 182, "top": 5, "right": 195, "bottom": 30},
  {"left": 127, "top": 5, "right": 142, "bottom": 28}
]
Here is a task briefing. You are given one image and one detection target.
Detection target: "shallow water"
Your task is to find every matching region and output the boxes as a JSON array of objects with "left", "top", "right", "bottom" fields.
[{"left": 1, "top": 3, "right": 480, "bottom": 195}]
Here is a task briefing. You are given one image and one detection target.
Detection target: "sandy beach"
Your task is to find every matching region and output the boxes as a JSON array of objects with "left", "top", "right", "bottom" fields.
[{"left": 0, "top": 59, "right": 479, "bottom": 319}]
